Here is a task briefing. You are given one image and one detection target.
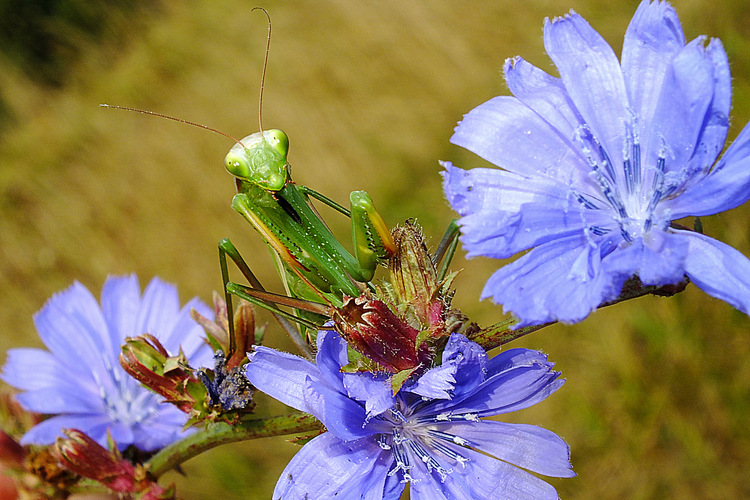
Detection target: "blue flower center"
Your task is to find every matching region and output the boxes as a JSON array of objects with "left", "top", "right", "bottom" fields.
[
  {"left": 95, "top": 356, "right": 161, "bottom": 427},
  {"left": 374, "top": 399, "right": 476, "bottom": 484},
  {"left": 573, "top": 125, "right": 678, "bottom": 244}
]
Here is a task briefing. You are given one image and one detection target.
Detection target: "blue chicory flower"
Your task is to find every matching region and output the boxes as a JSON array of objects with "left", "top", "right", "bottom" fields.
[
  {"left": 442, "top": 0, "right": 750, "bottom": 326},
  {"left": 246, "top": 330, "right": 573, "bottom": 499},
  {"left": 1, "top": 275, "right": 213, "bottom": 451}
]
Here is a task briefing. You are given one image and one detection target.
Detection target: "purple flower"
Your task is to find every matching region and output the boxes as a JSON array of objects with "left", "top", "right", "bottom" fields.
[
  {"left": 246, "top": 330, "right": 573, "bottom": 499},
  {"left": 1, "top": 275, "right": 213, "bottom": 451},
  {"left": 442, "top": 0, "right": 750, "bottom": 326}
]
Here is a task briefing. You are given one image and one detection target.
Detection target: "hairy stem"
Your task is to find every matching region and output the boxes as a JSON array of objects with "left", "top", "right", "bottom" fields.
[{"left": 147, "top": 413, "right": 322, "bottom": 478}]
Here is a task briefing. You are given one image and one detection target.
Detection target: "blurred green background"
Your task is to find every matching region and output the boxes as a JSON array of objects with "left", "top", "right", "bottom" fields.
[{"left": 1, "top": 0, "right": 749, "bottom": 498}]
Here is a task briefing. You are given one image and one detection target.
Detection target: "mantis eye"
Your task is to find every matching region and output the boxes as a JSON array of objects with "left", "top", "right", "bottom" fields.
[
  {"left": 264, "top": 129, "right": 289, "bottom": 158},
  {"left": 225, "top": 153, "right": 252, "bottom": 179}
]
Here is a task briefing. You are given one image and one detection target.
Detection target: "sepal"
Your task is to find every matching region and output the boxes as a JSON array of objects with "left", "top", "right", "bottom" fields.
[{"left": 120, "top": 334, "right": 203, "bottom": 415}]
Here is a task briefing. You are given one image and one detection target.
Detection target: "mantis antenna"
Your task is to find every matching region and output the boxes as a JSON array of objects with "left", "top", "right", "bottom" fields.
[
  {"left": 252, "top": 7, "right": 272, "bottom": 135},
  {"left": 99, "top": 104, "right": 246, "bottom": 148}
]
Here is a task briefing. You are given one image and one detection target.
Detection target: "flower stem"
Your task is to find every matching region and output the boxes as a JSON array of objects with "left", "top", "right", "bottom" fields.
[
  {"left": 470, "top": 278, "right": 689, "bottom": 350},
  {"left": 468, "top": 320, "right": 551, "bottom": 350},
  {"left": 146, "top": 413, "right": 322, "bottom": 478}
]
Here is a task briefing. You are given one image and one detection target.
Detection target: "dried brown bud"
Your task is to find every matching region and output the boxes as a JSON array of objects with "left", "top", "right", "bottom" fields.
[
  {"left": 389, "top": 222, "right": 439, "bottom": 326},
  {"left": 192, "top": 294, "right": 260, "bottom": 367},
  {"left": 228, "top": 301, "right": 256, "bottom": 369}
]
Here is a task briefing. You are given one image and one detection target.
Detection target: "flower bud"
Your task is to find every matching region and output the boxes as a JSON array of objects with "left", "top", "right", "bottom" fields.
[
  {"left": 388, "top": 221, "right": 479, "bottom": 342},
  {"left": 55, "top": 429, "right": 174, "bottom": 498},
  {"left": 389, "top": 222, "right": 439, "bottom": 326},
  {"left": 56, "top": 430, "right": 136, "bottom": 490},
  {"left": 120, "top": 334, "right": 202, "bottom": 415},
  {"left": 335, "top": 295, "right": 429, "bottom": 373}
]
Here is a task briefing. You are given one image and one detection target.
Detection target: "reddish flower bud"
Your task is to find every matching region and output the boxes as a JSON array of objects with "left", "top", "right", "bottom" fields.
[
  {"left": 120, "top": 334, "right": 203, "bottom": 415},
  {"left": 56, "top": 430, "right": 137, "bottom": 490},
  {"left": 55, "top": 429, "right": 174, "bottom": 498},
  {"left": 335, "top": 295, "right": 429, "bottom": 373},
  {"left": 330, "top": 222, "right": 482, "bottom": 374}
]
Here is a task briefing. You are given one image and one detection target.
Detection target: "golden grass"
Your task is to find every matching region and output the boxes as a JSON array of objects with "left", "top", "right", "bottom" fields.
[{"left": 1, "top": 1, "right": 749, "bottom": 498}]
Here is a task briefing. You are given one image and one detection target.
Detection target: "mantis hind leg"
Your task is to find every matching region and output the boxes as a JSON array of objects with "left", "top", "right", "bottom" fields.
[{"left": 218, "top": 238, "right": 314, "bottom": 360}]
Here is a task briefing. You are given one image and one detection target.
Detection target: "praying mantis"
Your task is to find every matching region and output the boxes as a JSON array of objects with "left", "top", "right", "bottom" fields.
[
  {"left": 211, "top": 9, "right": 401, "bottom": 358},
  {"left": 218, "top": 126, "right": 397, "bottom": 355}
]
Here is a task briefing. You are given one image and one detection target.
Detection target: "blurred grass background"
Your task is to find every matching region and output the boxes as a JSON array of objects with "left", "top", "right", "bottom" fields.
[{"left": 0, "top": 0, "right": 749, "bottom": 498}]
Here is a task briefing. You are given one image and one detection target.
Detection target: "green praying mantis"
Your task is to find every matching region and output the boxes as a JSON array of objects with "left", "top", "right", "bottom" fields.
[
  {"left": 214, "top": 9, "right": 400, "bottom": 358},
  {"left": 218, "top": 126, "right": 397, "bottom": 354},
  {"left": 104, "top": 114, "right": 398, "bottom": 360}
]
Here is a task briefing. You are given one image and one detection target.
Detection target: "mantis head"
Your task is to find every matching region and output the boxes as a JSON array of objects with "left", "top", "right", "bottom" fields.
[{"left": 224, "top": 129, "right": 290, "bottom": 192}]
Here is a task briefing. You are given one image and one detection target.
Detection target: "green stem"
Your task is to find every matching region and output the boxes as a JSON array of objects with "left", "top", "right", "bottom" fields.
[
  {"left": 469, "top": 278, "right": 689, "bottom": 351},
  {"left": 146, "top": 413, "right": 322, "bottom": 478}
]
